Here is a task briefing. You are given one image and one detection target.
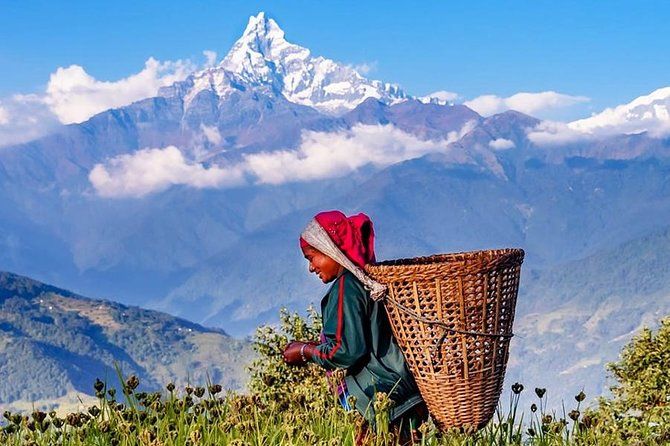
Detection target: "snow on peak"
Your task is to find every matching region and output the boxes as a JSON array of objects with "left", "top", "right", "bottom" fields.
[
  {"left": 418, "top": 90, "right": 459, "bottom": 105},
  {"left": 173, "top": 12, "right": 407, "bottom": 114},
  {"left": 569, "top": 86, "right": 670, "bottom": 136}
]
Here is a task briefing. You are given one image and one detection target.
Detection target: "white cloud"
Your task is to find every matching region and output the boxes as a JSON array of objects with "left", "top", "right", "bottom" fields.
[
  {"left": 488, "top": 138, "right": 515, "bottom": 150},
  {"left": 244, "top": 123, "right": 472, "bottom": 185},
  {"left": 0, "top": 53, "right": 216, "bottom": 148},
  {"left": 418, "top": 90, "right": 459, "bottom": 105},
  {"left": 568, "top": 86, "right": 670, "bottom": 137},
  {"left": 464, "top": 91, "right": 590, "bottom": 118},
  {"left": 527, "top": 87, "right": 670, "bottom": 146},
  {"left": 200, "top": 124, "right": 222, "bottom": 145},
  {"left": 0, "top": 106, "right": 8, "bottom": 125},
  {"left": 45, "top": 57, "right": 196, "bottom": 124},
  {"left": 90, "top": 123, "right": 477, "bottom": 197},
  {"left": 203, "top": 50, "right": 218, "bottom": 68},
  {"left": 351, "top": 61, "right": 377, "bottom": 75},
  {"left": 526, "top": 120, "right": 589, "bottom": 147},
  {"left": 89, "top": 146, "right": 245, "bottom": 198},
  {"left": 0, "top": 95, "right": 62, "bottom": 148}
]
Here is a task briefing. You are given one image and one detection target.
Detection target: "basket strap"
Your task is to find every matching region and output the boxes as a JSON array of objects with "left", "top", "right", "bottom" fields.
[{"left": 384, "top": 292, "right": 514, "bottom": 339}]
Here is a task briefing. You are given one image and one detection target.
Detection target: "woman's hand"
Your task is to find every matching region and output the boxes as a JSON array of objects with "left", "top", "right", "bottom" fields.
[{"left": 282, "top": 341, "right": 317, "bottom": 366}]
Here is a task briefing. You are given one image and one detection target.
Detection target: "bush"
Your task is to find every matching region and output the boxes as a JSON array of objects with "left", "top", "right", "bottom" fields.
[{"left": 578, "top": 317, "right": 670, "bottom": 444}]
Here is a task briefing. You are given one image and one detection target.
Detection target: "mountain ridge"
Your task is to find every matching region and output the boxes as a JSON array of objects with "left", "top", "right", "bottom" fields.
[{"left": 0, "top": 270, "right": 251, "bottom": 411}]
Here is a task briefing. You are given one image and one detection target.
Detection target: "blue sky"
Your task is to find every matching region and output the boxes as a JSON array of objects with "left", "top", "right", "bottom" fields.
[{"left": 1, "top": 0, "right": 668, "bottom": 118}]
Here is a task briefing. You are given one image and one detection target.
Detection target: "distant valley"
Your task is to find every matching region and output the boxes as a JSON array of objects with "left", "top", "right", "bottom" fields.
[{"left": 0, "top": 271, "right": 251, "bottom": 412}]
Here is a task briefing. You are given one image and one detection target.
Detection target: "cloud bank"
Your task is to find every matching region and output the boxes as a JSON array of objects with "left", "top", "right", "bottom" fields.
[
  {"left": 464, "top": 91, "right": 590, "bottom": 118},
  {"left": 0, "top": 95, "right": 62, "bottom": 147},
  {"left": 527, "top": 87, "right": 670, "bottom": 145},
  {"left": 0, "top": 51, "right": 215, "bottom": 148},
  {"left": 488, "top": 138, "right": 515, "bottom": 150},
  {"left": 89, "top": 123, "right": 475, "bottom": 197},
  {"left": 45, "top": 57, "right": 196, "bottom": 124},
  {"left": 567, "top": 86, "right": 670, "bottom": 137},
  {"left": 89, "top": 146, "right": 245, "bottom": 198},
  {"left": 0, "top": 106, "right": 8, "bottom": 125}
]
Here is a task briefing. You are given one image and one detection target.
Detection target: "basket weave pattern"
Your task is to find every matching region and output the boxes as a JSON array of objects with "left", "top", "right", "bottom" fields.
[{"left": 365, "top": 249, "right": 524, "bottom": 430}]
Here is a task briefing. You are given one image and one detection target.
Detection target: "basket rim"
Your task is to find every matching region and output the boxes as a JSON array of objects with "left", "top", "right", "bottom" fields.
[{"left": 365, "top": 247, "right": 524, "bottom": 270}]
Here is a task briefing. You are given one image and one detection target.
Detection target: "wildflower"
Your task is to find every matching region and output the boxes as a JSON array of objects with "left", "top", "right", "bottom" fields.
[
  {"left": 512, "top": 382, "right": 524, "bottom": 394},
  {"left": 166, "top": 382, "right": 175, "bottom": 392},
  {"left": 136, "top": 391, "right": 148, "bottom": 404},
  {"left": 32, "top": 411, "right": 46, "bottom": 423},
  {"left": 66, "top": 413, "right": 79, "bottom": 427},
  {"left": 569, "top": 409, "right": 580, "bottom": 421},
  {"left": 575, "top": 391, "right": 586, "bottom": 402},
  {"left": 580, "top": 413, "right": 594, "bottom": 428},
  {"left": 194, "top": 386, "right": 205, "bottom": 398},
  {"left": 185, "top": 385, "right": 194, "bottom": 395},
  {"left": 535, "top": 387, "right": 546, "bottom": 398},
  {"left": 531, "top": 403, "right": 537, "bottom": 412},
  {"left": 108, "top": 388, "right": 117, "bottom": 398},
  {"left": 208, "top": 384, "right": 222, "bottom": 395},
  {"left": 88, "top": 405, "right": 101, "bottom": 417},
  {"left": 94, "top": 378, "right": 105, "bottom": 393},
  {"left": 542, "top": 414, "right": 553, "bottom": 425},
  {"left": 527, "top": 427, "right": 536, "bottom": 437},
  {"left": 49, "top": 410, "right": 57, "bottom": 419},
  {"left": 140, "top": 429, "right": 157, "bottom": 445},
  {"left": 125, "top": 375, "right": 140, "bottom": 392},
  {"left": 38, "top": 420, "right": 50, "bottom": 433},
  {"left": 2, "top": 411, "right": 10, "bottom": 421}
]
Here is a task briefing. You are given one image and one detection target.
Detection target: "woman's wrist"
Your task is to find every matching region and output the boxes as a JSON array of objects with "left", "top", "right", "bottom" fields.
[{"left": 299, "top": 343, "right": 308, "bottom": 363}]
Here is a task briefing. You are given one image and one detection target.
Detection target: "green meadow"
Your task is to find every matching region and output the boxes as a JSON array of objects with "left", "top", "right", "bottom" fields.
[{"left": 1, "top": 308, "right": 668, "bottom": 446}]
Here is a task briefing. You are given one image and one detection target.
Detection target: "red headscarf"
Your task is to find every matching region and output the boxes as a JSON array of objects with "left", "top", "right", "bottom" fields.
[{"left": 300, "top": 210, "right": 376, "bottom": 269}]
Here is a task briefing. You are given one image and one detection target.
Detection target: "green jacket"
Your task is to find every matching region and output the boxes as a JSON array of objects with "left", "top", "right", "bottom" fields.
[{"left": 311, "top": 270, "right": 424, "bottom": 423}]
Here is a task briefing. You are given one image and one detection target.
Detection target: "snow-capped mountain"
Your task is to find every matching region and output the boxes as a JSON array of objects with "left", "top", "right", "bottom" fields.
[
  {"left": 569, "top": 86, "right": 670, "bottom": 136},
  {"left": 2, "top": 10, "right": 670, "bottom": 409},
  {"left": 160, "top": 12, "right": 407, "bottom": 115}
]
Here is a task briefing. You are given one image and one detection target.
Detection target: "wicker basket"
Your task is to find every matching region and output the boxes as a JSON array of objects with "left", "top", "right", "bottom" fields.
[{"left": 365, "top": 248, "right": 524, "bottom": 431}]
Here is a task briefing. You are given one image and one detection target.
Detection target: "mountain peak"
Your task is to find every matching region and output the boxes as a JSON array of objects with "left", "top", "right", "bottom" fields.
[
  {"left": 229, "top": 12, "right": 294, "bottom": 64},
  {"left": 240, "top": 12, "right": 284, "bottom": 41},
  {"left": 569, "top": 86, "right": 670, "bottom": 136},
  {"left": 168, "top": 12, "right": 407, "bottom": 115}
]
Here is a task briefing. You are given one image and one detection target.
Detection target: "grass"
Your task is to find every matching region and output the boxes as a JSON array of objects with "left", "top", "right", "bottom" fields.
[{"left": 0, "top": 310, "right": 668, "bottom": 445}]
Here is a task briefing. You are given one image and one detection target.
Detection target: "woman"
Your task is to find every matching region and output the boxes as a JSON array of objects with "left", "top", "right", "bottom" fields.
[{"left": 282, "top": 210, "right": 427, "bottom": 442}]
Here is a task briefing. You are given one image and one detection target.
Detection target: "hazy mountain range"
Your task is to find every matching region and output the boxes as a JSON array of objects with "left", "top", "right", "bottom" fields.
[
  {"left": 0, "top": 271, "right": 250, "bottom": 411},
  {"left": 1, "top": 12, "right": 670, "bottom": 405}
]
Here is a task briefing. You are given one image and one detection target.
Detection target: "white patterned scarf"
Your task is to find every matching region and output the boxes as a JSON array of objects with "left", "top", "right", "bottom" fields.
[{"left": 301, "top": 218, "right": 387, "bottom": 301}]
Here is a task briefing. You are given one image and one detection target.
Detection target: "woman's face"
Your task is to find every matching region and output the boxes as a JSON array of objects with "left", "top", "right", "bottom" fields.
[{"left": 301, "top": 245, "right": 343, "bottom": 283}]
